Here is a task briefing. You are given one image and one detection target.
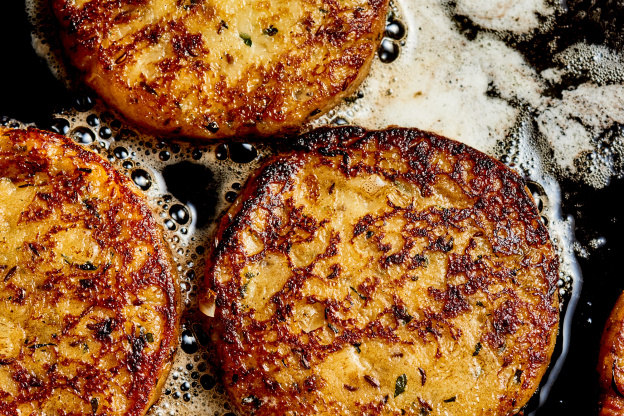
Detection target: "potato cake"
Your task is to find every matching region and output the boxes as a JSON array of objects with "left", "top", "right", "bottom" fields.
[
  {"left": 0, "top": 128, "right": 178, "bottom": 415},
  {"left": 51, "top": 0, "right": 389, "bottom": 140},
  {"left": 201, "top": 127, "right": 560, "bottom": 415}
]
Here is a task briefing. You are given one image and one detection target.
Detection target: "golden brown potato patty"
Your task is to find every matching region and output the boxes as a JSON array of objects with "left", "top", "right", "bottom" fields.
[
  {"left": 51, "top": 0, "right": 389, "bottom": 140},
  {"left": 0, "top": 128, "right": 178, "bottom": 415},
  {"left": 201, "top": 127, "right": 560, "bottom": 415}
]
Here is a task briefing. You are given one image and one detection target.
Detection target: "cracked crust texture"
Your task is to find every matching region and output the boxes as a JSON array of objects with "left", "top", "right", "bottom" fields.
[
  {"left": 201, "top": 127, "right": 560, "bottom": 415},
  {"left": 598, "top": 292, "right": 624, "bottom": 415},
  {"left": 51, "top": 0, "right": 389, "bottom": 141},
  {"left": 0, "top": 128, "right": 178, "bottom": 415}
]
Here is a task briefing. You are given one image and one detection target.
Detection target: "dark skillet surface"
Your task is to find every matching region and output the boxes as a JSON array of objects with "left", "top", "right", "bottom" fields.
[{"left": 1, "top": 1, "right": 624, "bottom": 415}]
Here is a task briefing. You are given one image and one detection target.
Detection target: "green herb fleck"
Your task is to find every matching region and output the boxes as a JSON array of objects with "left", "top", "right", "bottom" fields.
[
  {"left": 350, "top": 286, "right": 366, "bottom": 301},
  {"left": 328, "top": 323, "right": 339, "bottom": 333},
  {"left": 146, "top": 333, "right": 154, "bottom": 343},
  {"left": 62, "top": 254, "right": 72, "bottom": 265},
  {"left": 394, "top": 374, "right": 407, "bottom": 397},
  {"left": 239, "top": 33, "right": 252, "bottom": 47},
  {"left": 514, "top": 369, "right": 523, "bottom": 383},
  {"left": 83, "top": 343, "right": 89, "bottom": 353},
  {"left": 353, "top": 343, "right": 361, "bottom": 353},
  {"left": 472, "top": 342, "right": 482, "bottom": 356},
  {"left": 444, "top": 396, "right": 457, "bottom": 403},
  {"left": 476, "top": 301, "right": 484, "bottom": 307},
  {"left": 245, "top": 272, "right": 256, "bottom": 279},
  {"left": 91, "top": 397, "right": 98, "bottom": 414}
]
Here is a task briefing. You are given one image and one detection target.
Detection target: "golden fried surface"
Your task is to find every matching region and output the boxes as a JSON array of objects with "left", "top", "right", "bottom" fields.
[
  {"left": 51, "top": 0, "right": 389, "bottom": 140},
  {"left": 0, "top": 128, "right": 178, "bottom": 415},
  {"left": 598, "top": 292, "right": 624, "bottom": 415},
  {"left": 201, "top": 127, "right": 560, "bottom": 415}
]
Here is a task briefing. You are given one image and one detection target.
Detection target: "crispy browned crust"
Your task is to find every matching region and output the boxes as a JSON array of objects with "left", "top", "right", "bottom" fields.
[
  {"left": 598, "top": 292, "right": 624, "bottom": 415},
  {"left": 50, "top": 0, "right": 389, "bottom": 141},
  {"left": 202, "top": 127, "right": 560, "bottom": 415},
  {"left": 0, "top": 128, "right": 178, "bottom": 415}
]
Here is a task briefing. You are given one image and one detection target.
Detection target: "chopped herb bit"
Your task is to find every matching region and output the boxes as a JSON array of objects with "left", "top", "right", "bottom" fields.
[
  {"left": 476, "top": 301, "right": 484, "bottom": 307},
  {"left": 83, "top": 343, "right": 89, "bottom": 353},
  {"left": 344, "top": 96, "right": 358, "bottom": 103},
  {"left": 62, "top": 254, "right": 72, "bottom": 265},
  {"left": 244, "top": 272, "right": 255, "bottom": 279},
  {"left": 366, "top": 230, "right": 375, "bottom": 239},
  {"left": 394, "top": 373, "right": 407, "bottom": 397},
  {"left": 410, "top": 275, "right": 419, "bottom": 282},
  {"left": 472, "top": 342, "right": 482, "bottom": 356},
  {"left": 319, "top": 8, "right": 328, "bottom": 13},
  {"left": 514, "top": 369, "right": 523, "bottom": 383},
  {"left": 350, "top": 286, "right": 366, "bottom": 301},
  {"left": 239, "top": 33, "right": 252, "bottom": 47},
  {"left": 353, "top": 343, "right": 361, "bottom": 353},
  {"left": 263, "top": 25, "right": 278, "bottom": 36},
  {"left": 28, "top": 343, "right": 57, "bottom": 349},
  {"left": 146, "top": 333, "right": 154, "bottom": 343},
  {"left": 327, "top": 323, "right": 339, "bottom": 333},
  {"left": 444, "top": 396, "right": 457, "bottom": 403},
  {"left": 91, "top": 397, "right": 98, "bottom": 414}
]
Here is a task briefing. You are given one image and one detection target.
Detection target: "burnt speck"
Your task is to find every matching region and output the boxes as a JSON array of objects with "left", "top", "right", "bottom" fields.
[{"left": 86, "top": 318, "right": 117, "bottom": 341}]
